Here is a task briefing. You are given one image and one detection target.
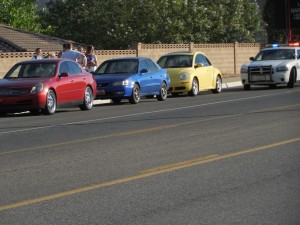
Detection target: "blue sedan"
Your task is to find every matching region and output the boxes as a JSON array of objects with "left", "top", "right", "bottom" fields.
[{"left": 94, "top": 57, "right": 170, "bottom": 104}]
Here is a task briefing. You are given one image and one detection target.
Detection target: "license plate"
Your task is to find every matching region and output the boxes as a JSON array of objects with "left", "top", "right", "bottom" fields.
[{"left": 251, "top": 75, "right": 270, "bottom": 81}]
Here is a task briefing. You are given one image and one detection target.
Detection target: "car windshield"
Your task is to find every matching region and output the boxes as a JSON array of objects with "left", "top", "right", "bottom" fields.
[
  {"left": 158, "top": 55, "right": 193, "bottom": 68},
  {"left": 4, "top": 62, "right": 57, "bottom": 79},
  {"left": 94, "top": 59, "right": 138, "bottom": 75},
  {"left": 254, "top": 49, "right": 295, "bottom": 61}
]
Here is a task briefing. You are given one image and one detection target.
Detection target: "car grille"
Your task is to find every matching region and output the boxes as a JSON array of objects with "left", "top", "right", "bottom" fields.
[
  {"left": 248, "top": 66, "right": 273, "bottom": 83},
  {"left": 0, "top": 89, "right": 29, "bottom": 96}
]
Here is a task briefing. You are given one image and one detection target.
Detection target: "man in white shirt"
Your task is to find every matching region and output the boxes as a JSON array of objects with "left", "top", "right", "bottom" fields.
[
  {"left": 61, "top": 42, "right": 86, "bottom": 67},
  {"left": 32, "top": 48, "right": 43, "bottom": 59}
]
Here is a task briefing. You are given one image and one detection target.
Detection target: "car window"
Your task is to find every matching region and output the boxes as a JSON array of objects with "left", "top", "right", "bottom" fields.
[
  {"left": 139, "top": 60, "right": 148, "bottom": 73},
  {"left": 67, "top": 61, "right": 82, "bottom": 75},
  {"left": 297, "top": 49, "right": 300, "bottom": 59},
  {"left": 158, "top": 55, "right": 192, "bottom": 68},
  {"left": 255, "top": 49, "right": 295, "bottom": 61},
  {"left": 4, "top": 64, "right": 22, "bottom": 78},
  {"left": 195, "top": 54, "right": 210, "bottom": 66},
  {"left": 4, "top": 63, "right": 56, "bottom": 78},
  {"left": 95, "top": 59, "right": 138, "bottom": 75},
  {"left": 145, "top": 59, "right": 160, "bottom": 72},
  {"left": 59, "top": 62, "right": 69, "bottom": 75}
]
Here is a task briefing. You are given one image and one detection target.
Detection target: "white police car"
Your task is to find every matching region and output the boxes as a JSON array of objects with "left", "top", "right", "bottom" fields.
[{"left": 240, "top": 44, "right": 300, "bottom": 90}]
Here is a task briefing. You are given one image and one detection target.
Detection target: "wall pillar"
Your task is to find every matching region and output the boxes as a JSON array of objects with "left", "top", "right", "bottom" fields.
[
  {"left": 234, "top": 42, "right": 238, "bottom": 75},
  {"left": 189, "top": 42, "right": 194, "bottom": 51}
]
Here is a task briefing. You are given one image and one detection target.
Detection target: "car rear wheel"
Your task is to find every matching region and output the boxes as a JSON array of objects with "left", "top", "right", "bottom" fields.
[
  {"left": 188, "top": 78, "right": 198, "bottom": 96},
  {"left": 287, "top": 68, "right": 296, "bottom": 88},
  {"left": 157, "top": 82, "right": 167, "bottom": 101},
  {"left": 211, "top": 76, "right": 222, "bottom": 94},
  {"left": 129, "top": 84, "right": 140, "bottom": 104},
  {"left": 79, "top": 86, "right": 93, "bottom": 110},
  {"left": 43, "top": 89, "right": 56, "bottom": 115}
]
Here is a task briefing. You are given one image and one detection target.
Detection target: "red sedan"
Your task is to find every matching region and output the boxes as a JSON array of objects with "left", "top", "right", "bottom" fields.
[{"left": 0, "top": 58, "right": 97, "bottom": 115}]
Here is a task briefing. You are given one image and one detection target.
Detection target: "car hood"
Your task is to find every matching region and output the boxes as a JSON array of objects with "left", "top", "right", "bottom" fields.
[
  {"left": 0, "top": 77, "right": 49, "bottom": 89},
  {"left": 242, "top": 60, "right": 292, "bottom": 68},
  {"left": 165, "top": 68, "right": 194, "bottom": 76},
  {"left": 94, "top": 74, "right": 136, "bottom": 82}
]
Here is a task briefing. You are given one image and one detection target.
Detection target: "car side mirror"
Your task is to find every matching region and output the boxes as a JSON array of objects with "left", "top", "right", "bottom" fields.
[
  {"left": 59, "top": 72, "right": 69, "bottom": 77},
  {"left": 194, "top": 63, "right": 203, "bottom": 68},
  {"left": 140, "top": 69, "right": 148, "bottom": 74},
  {"left": 249, "top": 57, "right": 255, "bottom": 61}
]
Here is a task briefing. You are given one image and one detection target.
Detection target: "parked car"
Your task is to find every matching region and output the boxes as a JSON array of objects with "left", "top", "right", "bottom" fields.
[
  {"left": 157, "top": 51, "right": 222, "bottom": 96},
  {"left": 240, "top": 45, "right": 300, "bottom": 90},
  {"left": 93, "top": 57, "right": 170, "bottom": 104},
  {"left": 0, "top": 58, "right": 97, "bottom": 115}
]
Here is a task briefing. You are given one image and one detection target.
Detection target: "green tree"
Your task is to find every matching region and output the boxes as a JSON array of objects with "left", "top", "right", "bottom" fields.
[
  {"left": 39, "top": 0, "right": 266, "bottom": 49},
  {"left": 0, "top": 0, "right": 41, "bottom": 32}
]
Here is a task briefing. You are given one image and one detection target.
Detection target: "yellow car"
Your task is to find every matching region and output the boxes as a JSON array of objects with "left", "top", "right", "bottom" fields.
[{"left": 157, "top": 51, "right": 223, "bottom": 96}]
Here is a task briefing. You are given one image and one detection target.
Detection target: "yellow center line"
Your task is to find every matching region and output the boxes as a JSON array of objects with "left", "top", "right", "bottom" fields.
[{"left": 1, "top": 136, "right": 300, "bottom": 212}]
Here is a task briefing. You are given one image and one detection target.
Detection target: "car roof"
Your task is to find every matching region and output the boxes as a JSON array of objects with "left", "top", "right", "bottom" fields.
[
  {"left": 161, "top": 51, "right": 204, "bottom": 56},
  {"left": 262, "top": 47, "right": 300, "bottom": 51},
  {"left": 103, "top": 57, "right": 153, "bottom": 62}
]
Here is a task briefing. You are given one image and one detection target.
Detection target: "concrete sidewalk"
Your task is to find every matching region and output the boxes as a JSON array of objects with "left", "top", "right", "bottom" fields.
[{"left": 94, "top": 76, "right": 242, "bottom": 105}]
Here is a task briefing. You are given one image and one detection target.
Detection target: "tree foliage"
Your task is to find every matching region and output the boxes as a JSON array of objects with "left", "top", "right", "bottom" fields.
[
  {"left": 0, "top": 0, "right": 41, "bottom": 32},
  {"left": 0, "top": 0, "right": 266, "bottom": 49},
  {"left": 39, "top": 0, "right": 266, "bottom": 49}
]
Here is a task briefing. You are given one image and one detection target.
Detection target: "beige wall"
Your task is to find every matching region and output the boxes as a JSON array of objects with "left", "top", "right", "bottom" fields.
[{"left": 0, "top": 43, "right": 263, "bottom": 78}]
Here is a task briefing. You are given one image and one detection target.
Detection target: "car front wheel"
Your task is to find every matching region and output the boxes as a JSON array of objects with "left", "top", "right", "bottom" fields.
[
  {"left": 211, "top": 76, "right": 222, "bottom": 94},
  {"left": 188, "top": 78, "right": 198, "bottom": 96},
  {"left": 157, "top": 82, "right": 167, "bottom": 101},
  {"left": 43, "top": 89, "right": 56, "bottom": 115},
  {"left": 129, "top": 84, "right": 140, "bottom": 104},
  {"left": 287, "top": 68, "right": 296, "bottom": 88}
]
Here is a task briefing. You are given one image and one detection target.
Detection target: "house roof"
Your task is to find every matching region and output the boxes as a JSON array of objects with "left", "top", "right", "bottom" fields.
[{"left": 0, "top": 24, "right": 88, "bottom": 52}]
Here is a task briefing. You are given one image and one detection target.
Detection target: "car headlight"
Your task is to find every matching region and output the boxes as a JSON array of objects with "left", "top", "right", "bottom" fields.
[
  {"left": 180, "top": 73, "right": 188, "bottom": 80},
  {"left": 30, "top": 83, "right": 44, "bottom": 94},
  {"left": 240, "top": 67, "right": 248, "bottom": 73},
  {"left": 113, "top": 80, "right": 129, "bottom": 86},
  {"left": 276, "top": 66, "right": 288, "bottom": 72}
]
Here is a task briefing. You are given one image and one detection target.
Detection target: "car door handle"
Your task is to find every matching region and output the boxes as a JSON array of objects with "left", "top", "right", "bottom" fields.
[{"left": 70, "top": 80, "right": 74, "bottom": 83}]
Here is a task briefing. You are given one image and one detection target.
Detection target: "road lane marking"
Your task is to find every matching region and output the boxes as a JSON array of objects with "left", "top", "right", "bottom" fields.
[
  {"left": 1, "top": 137, "right": 300, "bottom": 211},
  {"left": 1, "top": 90, "right": 299, "bottom": 135},
  {"left": 1, "top": 103, "right": 300, "bottom": 155}
]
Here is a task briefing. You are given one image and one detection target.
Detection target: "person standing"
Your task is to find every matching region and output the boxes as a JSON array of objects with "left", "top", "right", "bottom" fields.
[
  {"left": 61, "top": 42, "right": 86, "bottom": 67},
  {"left": 58, "top": 43, "right": 67, "bottom": 58},
  {"left": 85, "top": 45, "right": 98, "bottom": 72},
  {"left": 32, "top": 48, "right": 43, "bottom": 59}
]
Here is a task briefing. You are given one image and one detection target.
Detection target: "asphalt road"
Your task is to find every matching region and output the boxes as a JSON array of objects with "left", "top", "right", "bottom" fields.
[{"left": 1, "top": 84, "right": 300, "bottom": 225}]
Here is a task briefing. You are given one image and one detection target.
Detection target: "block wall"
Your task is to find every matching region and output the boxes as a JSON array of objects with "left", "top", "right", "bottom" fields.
[{"left": 0, "top": 43, "right": 264, "bottom": 78}]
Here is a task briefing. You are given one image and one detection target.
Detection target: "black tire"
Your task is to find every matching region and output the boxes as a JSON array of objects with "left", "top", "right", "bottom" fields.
[
  {"left": 79, "top": 86, "right": 93, "bottom": 110},
  {"left": 269, "top": 84, "right": 277, "bottom": 89},
  {"left": 243, "top": 84, "right": 251, "bottom": 90},
  {"left": 188, "top": 78, "right": 198, "bottom": 96},
  {"left": 112, "top": 98, "right": 122, "bottom": 104},
  {"left": 129, "top": 84, "right": 140, "bottom": 104},
  {"left": 43, "top": 89, "right": 56, "bottom": 115},
  {"left": 211, "top": 76, "right": 222, "bottom": 94},
  {"left": 287, "top": 68, "right": 296, "bottom": 88},
  {"left": 156, "top": 82, "right": 168, "bottom": 101}
]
